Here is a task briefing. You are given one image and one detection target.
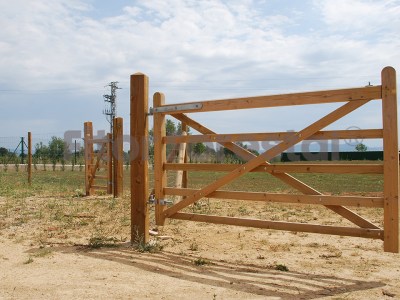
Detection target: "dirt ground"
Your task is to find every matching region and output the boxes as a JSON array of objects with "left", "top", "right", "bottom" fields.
[{"left": 1, "top": 192, "right": 400, "bottom": 300}]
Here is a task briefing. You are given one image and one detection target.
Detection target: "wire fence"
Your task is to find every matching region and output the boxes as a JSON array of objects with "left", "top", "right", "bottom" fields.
[{"left": 0, "top": 133, "right": 86, "bottom": 171}]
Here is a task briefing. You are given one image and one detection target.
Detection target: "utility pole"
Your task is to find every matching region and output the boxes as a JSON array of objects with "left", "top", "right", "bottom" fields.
[{"left": 103, "top": 82, "right": 121, "bottom": 135}]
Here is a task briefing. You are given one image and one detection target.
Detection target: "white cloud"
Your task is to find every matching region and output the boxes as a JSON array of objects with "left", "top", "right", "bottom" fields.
[
  {"left": 0, "top": 0, "right": 399, "bottom": 144},
  {"left": 315, "top": 0, "right": 400, "bottom": 33}
]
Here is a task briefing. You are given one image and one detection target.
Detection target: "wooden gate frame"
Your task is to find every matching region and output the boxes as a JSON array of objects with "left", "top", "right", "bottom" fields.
[
  {"left": 84, "top": 117, "right": 124, "bottom": 197},
  {"left": 130, "top": 67, "right": 399, "bottom": 253}
]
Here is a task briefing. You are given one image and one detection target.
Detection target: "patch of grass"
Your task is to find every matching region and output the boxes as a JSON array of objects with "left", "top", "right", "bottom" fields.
[
  {"left": 136, "top": 240, "right": 163, "bottom": 253},
  {"left": 23, "top": 257, "right": 33, "bottom": 264},
  {"left": 269, "top": 243, "right": 291, "bottom": 252},
  {"left": 275, "top": 264, "right": 289, "bottom": 272},
  {"left": 189, "top": 242, "right": 199, "bottom": 251},
  {"left": 133, "top": 230, "right": 163, "bottom": 253},
  {"left": 88, "top": 235, "right": 119, "bottom": 249},
  {"left": 32, "top": 248, "right": 53, "bottom": 258},
  {"left": 193, "top": 257, "right": 209, "bottom": 266}
]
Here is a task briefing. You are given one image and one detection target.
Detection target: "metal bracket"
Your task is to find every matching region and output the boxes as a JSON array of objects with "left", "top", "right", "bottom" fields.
[
  {"left": 152, "top": 103, "right": 203, "bottom": 114},
  {"left": 148, "top": 195, "right": 173, "bottom": 205},
  {"left": 148, "top": 194, "right": 155, "bottom": 204},
  {"left": 159, "top": 199, "right": 173, "bottom": 205}
]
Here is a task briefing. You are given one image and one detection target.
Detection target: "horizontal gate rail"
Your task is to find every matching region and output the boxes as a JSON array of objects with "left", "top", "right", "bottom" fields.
[
  {"left": 164, "top": 129, "right": 383, "bottom": 144},
  {"left": 153, "top": 86, "right": 381, "bottom": 114},
  {"left": 165, "top": 163, "right": 384, "bottom": 174},
  {"left": 164, "top": 188, "right": 384, "bottom": 208},
  {"left": 171, "top": 213, "right": 384, "bottom": 240}
]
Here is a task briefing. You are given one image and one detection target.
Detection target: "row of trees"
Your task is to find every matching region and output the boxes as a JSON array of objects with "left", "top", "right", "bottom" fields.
[
  {"left": 0, "top": 120, "right": 370, "bottom": 166},
  {"left": 0, "top": 137, "right": 82, "bottom": 165}
]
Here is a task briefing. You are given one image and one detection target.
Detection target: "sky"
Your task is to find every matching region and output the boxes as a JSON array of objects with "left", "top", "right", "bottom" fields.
[{"left": 0, "top": 0, "right": 399, "bottom": 151}]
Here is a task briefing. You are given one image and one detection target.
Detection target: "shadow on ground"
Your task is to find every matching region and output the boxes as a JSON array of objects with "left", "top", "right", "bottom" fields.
[{"left": 47, "top": 244, "right": 384, "bottom": 299}]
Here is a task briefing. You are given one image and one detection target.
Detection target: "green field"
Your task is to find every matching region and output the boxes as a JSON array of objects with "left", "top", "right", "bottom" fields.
[{"left": 0, "top": 167, "right": 384, "bottom": 199}]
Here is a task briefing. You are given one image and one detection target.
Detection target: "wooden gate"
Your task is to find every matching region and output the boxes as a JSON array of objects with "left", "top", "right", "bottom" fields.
[
  {"left": 130, "top": 67, "right": 399, "bottom": 253},
  {"left": 84, "top": 118, "right": 124, "bottom": 197}
]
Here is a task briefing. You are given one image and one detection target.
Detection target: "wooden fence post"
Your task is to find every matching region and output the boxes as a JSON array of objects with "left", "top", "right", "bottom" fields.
[
  {"left": 107, "top": 133, "right": 113, "bottom": 195},
  {"left": 27, "top": 132, "right": 32, "bottom": 184},
  {"left": 131, "top": 73, "right": 150, "bottom": 244},
  {"left": 113, "top": 117, "right": 123, "bottom": 197},
  {"left": 84, "top": 122, "right": 94, "bottom": 196},
  {"left": 154, "top": 92, "right": 167, "bottom": 225},
  {"left": 382, "top": 66, "right": 399, "bottom": 253}
]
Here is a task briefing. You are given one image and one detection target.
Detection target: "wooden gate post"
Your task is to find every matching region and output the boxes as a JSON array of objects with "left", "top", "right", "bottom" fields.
[
  {"left": 84, "top": 122, "right": 94, "bottom": 196},
  {"left": 154, "top": 92, "right": 167, "bottom": 225},
  {"left": 382, "top": 66, "right": 399, "bottom": 253},
  {"left": 107, "top": 133, "right": 113, "bottom": 195},
  {"left": 113, "top": 117, "right": 123, "bottom": 197},
  {"left": 27, "top": 132, "right": 32, "bottom": 184},
  {"left": 131, "top": 73, "right": 150, "bottom": 244}
]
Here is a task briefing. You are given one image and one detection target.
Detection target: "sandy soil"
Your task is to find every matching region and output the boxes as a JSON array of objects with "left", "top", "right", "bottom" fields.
[{"left": 1, "top": 195, "right": 400, "bottom": 299}]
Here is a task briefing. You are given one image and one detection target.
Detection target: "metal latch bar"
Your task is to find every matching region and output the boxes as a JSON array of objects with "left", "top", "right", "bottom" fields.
[{"left": 152, "top": 103, "right": 203, "bottom": 114}]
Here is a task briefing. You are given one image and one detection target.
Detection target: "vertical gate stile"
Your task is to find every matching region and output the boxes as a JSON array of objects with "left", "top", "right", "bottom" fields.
[
  {"left": 175, "top": 122, "right": 187, "bottom": 201},
  {"left": 181, "top": 122, "right": 188, "bottom": 190},
  {"left": 84, "top": 122, "right": 93, "bottom": 196},
  {"left": 113, "top": 117, "right": 124, "bottom": 197},
  {"left": 154, "top": 92, "right": 167, "bottom": 225},
  {"left": 131, "top": 73, "right": 150, "bottom": 244},
  {"left": 382, "top": 66, "right": 399, "bottom": 253},
  {"left": 107, "top": 133, "right": 113, "bottom": 195}
]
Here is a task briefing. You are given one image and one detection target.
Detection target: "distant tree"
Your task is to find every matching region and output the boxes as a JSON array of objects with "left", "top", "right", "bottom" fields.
[
  {"left": 355, "top": 143, "right": 367, "bottom": 152},
  {"left": 48, "top": 137, "right": 67, "bottom": 163},
  {"left": 34, "top": 142, "right": 49, "bottom": 160},
  {"left": 166, "top": 119, "right": 177, "bottom": 136},
  {"left": 177, "top": 123, "right": 191, "bottom": 135},
  {"left": 193, "top": 143, "right": 206, "bottom": 156},
  {"left": 0, "top": 147, "right": 8, "bottom": 156}
]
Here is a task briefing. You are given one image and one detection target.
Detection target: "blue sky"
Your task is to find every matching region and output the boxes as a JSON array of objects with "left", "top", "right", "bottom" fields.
[{"left": 0, "top": 0, "right": 399, "bottom": 150}]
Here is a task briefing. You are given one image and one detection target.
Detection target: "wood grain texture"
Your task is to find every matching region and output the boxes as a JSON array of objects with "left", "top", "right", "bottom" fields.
[
  {"left": 171, "top": 213, "right": 383, "bottom": 240},
  {"left": 153, "top": 92, "right": 167, "bottom": 225},
  {"left": 382, "top": 67, "right": 399, "bottom": 253},
  {"left": 155, "top": 86, "right": 381, "bottom": 114},
  {"left": 165, "top": 188, "right": 384, "bottom": 208},
  {"left": 131, "top": 73, "right": 150, "bottom": 243}
]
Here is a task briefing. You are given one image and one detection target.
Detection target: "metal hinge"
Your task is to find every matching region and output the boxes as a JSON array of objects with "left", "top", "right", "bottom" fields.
[
  {"left": 148, "top": 194, "right": 155, "bottom": 204},
  {"left": 147, "top": 194, "right": 173, "bottom": 205}
]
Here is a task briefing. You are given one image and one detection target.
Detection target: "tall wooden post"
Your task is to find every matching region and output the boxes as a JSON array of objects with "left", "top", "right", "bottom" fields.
[
  {"left": 382, "top": 66, "right": 399, "bottom": 253},
  {"left": 113, "top": 117, "right": 124, "bottom": 197},
  {"left": 27, "top": 132, "right": 32, "bottom": 184},
  {"left": 107, "top": 133, "right": 113, "bottom": 195},
  {"left": 84, "top": 122, "right": 94, "bottom": 196},
  {"left": 154, "top": 92, "right": 167, "bottom": 225},
  {"left": 181, "top": 122, "right": 188, "bottom": 189},
  {"left": 131, "top": 73, "right": 150, "bottom": 244}
]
